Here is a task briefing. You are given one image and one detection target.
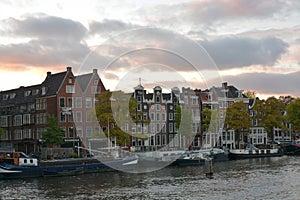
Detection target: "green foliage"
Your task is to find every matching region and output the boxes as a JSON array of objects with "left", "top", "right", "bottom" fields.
[
  {"left": 286, "top": 98, "right": 300, "bottom": 132},
  {"left": 41, "top": 115, "right": 65, "bottom": 147},
  {"left": 225, "top": 101, "right": 250, "bottom": 132},
  {"left": 263, "top": 97, "right": 286, "bottom": 137},
  {"left": 95, "top": 91, "right": 139, "bottom": 145},
  {"left": 174, "top": 105, "right": 182, "bottom": 130},
  {"left": 225, "top": 101, "right": 250, "bottom": 146}
]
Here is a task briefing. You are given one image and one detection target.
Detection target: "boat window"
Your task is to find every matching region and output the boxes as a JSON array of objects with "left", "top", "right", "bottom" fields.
[
  {"left": 30, "top": 159, "right": 33, "bottom": 163},
  {"left": 24, "top": 159, "right": 27, "bottom": 163}
]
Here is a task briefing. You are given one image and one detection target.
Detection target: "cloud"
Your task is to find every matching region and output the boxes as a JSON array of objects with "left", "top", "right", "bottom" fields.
[
  {"left": 200, "top": 37, "right": 288, "bottom": 69},
  {"left": 1, "top": 13, "right": 87, "bottom": 41},
  {"left": 89, "top": 19, "right": 141, "bottom": 36},
  {"left": 222, "top": 71, "right": 300, "bottom": 97}
]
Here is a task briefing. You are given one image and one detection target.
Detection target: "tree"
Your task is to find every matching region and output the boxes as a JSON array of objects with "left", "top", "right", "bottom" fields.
[
  {"left": 41, "top": 115, "right": 65, "bottom": 147},
  {"left": 224, "top": 101, "right": 250, "bottom": 148},
  {"left": 202, "top": 108, "right": 219, "bottom": 133},
  {"left": 286, "top": 98, "right": 300, "bottom": 133},
  {"left": 262, "top": 97, "right": 286, "bottom": 140}
]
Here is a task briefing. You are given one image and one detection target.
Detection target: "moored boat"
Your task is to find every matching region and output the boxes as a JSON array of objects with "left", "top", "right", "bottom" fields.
[
  {"left": 0, "top": 151, "right": 138, "bottom": 179},
  {"left": 282, "top": 140, "right": 300, "bottom": 155},
  {"left": 173, "top": 148, "right": 228, "bottom": 166},
  {"left": 228, "top": 145, "right": 282, "bottom": 160}
]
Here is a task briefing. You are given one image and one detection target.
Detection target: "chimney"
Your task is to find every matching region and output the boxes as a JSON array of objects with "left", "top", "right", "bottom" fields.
[
  {"left": 67, "top": 66, "right": 72, "bottom": 71},
  {"left": 47, "top": 71, "right": 51, "bottom": 77},
  {"left": 222, "top": 82, "right": 228, "bottom": 89},
  {"left": 93, "top": 69, "right": 97, "bottom": 74}
]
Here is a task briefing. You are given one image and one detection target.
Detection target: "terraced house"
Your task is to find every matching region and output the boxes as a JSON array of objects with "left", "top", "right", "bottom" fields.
[{"left": 0, "top": 67, "right": 106, "bottom": 153}]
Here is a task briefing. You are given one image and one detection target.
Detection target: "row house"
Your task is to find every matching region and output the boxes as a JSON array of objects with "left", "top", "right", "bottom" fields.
[
  {"left": 0, "top": 67, "right": 106, "bottom": 153},
  {"left": 202, "top": 82, "right": 249, "bottom": 149},
  {"left": 249, "top": 98, "right": 291, "bottom": 145},
  {"left": 129, "top": 85, "right": 202, "bottom": 151}
]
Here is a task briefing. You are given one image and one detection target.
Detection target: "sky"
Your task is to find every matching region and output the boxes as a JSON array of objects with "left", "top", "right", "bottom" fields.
[{"left": 0, "top": 0, "right": 300, "bottom": 99}]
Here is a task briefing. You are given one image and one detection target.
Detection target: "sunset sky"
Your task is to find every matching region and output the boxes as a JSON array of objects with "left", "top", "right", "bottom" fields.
[{"left": 0, "top": 0, "right": 299, "bottom": 99}]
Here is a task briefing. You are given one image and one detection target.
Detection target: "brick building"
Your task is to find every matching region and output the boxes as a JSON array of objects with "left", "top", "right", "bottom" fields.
[{"left": 0, "top": 67, "right": 106, "bottom": 153}]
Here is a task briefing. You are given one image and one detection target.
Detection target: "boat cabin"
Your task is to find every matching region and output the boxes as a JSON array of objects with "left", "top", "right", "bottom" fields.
[{"left": 0, "top": 152, "right": 38, "bottom": 166}]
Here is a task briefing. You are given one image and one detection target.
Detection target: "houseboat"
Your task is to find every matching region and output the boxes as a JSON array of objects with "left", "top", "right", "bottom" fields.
[
  {"left": 228, "top": 145, "right": 282, "bottom": 160},
  {"left": 0, "top": 151, "right": 138, "bottom": 179},
  {"left": 283, "top": 140, "right": 300, "bottom": 155}
]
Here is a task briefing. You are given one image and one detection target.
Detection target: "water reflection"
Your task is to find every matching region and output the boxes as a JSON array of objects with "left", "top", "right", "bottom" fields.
[{"left": 1, "top": 156, "right": 299, "bottom": 200}]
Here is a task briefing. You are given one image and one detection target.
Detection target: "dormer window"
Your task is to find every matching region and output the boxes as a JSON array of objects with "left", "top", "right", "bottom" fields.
[
  {"left": 68, "top": 78, "right": 73, "bottom": 84},
  {"left": 42, "top": 87, "right": 47, "bottom": 95},
  {"left": 24, "top": 91, "right": 31, "bottom": 97},
  {"left": 9, "top": 93, "right": 16, "bottom": 99}
]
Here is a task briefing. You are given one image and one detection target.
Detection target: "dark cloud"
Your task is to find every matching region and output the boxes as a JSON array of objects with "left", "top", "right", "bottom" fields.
[
  {"left": 0, "top": 39, "right": 90, "bottom": 67},
  {"left": 200, "top": 37, "right": 288, "bottom": 69},
  {"left": 1, "top": 13, "right": 87, "bottom": 41},
  {"left": 222, "top": 71, "right": 300, "bottom": 96}
]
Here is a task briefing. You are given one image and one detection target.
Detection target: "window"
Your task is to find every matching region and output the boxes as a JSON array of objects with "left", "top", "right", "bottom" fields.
[
  {"left": 156, "top": 104, "right": 160, "bottom": 111},
  {"left": 68, "top": 78, "right": 73, "bottom": 84},
  {"left": 66, "top": 85, "right": 75, "bottom": 93},
  {"left": 68, "top": 98, "right": 73, "bottom": 107},
  {"left": 191, "top": 96, "right": 198, "bottom": 105},
  {"left": 23, "top": 129, "right": 32, "bottom": 139},
  {"left": 150, "top": 113, "right": 154, "bottom": 121},
  {"left": 76, "top": 127, "right": 82, "bottom": 139},
  {"left": 86, "top": 98, "right": 92, "bottom": 108},
  {"left": 14, "top": 130, "right": 22, "bottom": 139},
  {"left": 0, "top": 116, "right": 8, "bottom": 127},
  {"left": 156, "top": 113, "right": 160, "bottom": 121},
  {"left": 137, "top": 96, "right": 142, "bottom": 102},
  {"left": 162, "top": 124, "right": 166, "bottom": 133},
  {"left": 23, "top": 114, "right": 31, "bottom": 124},
  {"left": 162, "top": 113, "right": 166, "bottom": 121},
  {"left": 69, "top": 127, "right": 74, "bottom": 138},
  {"left": 60, "top": 112, "right": 66, "bottom": 122},
  {"left": 169, "top": 123, "right": 173, "bottom": 133},
  {"left": 137, "top": 104, "right": 141, "bottom": 111},
  {"left": 92, "top": 86, "right": 101, "bottom": 94},
  {"left": 69, "top": 112, "right": 74, "bottom": 122},
  {"left": 76, "top": 97, "right": 82, "bottom": 108},
  {"left": 24, "top": 91, "right": 31, "bottom": 97},
  {"left": 169, "top": 113, "right": 173, "bottom": 120},
  {"left": 156, "top": 96, "right": 160, "bottom": 103},
  {"left": 60, "top": 98, "right": 65, "bottom": 107},
  {"left": 42, "top": 87, "right": 47, "bottom": 95},
  {"left": 86, "top": 127, "right": 92, "bottom": 138},
  {"left": 76, "top": 112, "right": 82, "bottom": 122},
  {"left": 13, "top": 115, "right": 22, "bottom": 126},
  {"left": 156, "top": 123, "right": 160, "bottom": 133},
  {"left": 36, "top": 99, "right": 46, "bottom": 110}
]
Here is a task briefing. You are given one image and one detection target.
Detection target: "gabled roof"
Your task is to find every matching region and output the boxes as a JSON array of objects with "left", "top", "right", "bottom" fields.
[
  {"left": 41, "top": 71, "right": 67, "bottom": 96},
  {"left": 76, "top": 73, "right": 93, "bottom": 92}
]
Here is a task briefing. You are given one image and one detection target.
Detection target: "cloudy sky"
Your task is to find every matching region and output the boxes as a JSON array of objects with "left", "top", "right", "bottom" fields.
[{"left": 0, "top": 0, "right": 299, "bottom": 99}]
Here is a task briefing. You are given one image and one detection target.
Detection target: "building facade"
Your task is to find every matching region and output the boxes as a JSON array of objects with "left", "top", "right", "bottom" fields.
[{"left": 0, "top": 67, "right": 106, "bottom": 153}]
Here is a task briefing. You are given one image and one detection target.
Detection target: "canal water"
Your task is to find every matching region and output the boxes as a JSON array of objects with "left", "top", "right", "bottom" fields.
[{"left": 1, "top": 156, "right": 299, "bottom": 200}]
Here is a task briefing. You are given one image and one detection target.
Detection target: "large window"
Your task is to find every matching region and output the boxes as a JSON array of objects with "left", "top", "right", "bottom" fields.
[
  {"left": 0, "top": 116, "right": 8, "bottom": 127},
  {"left": 23, "top": 114, "right": 31, "bottom": 124}
]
